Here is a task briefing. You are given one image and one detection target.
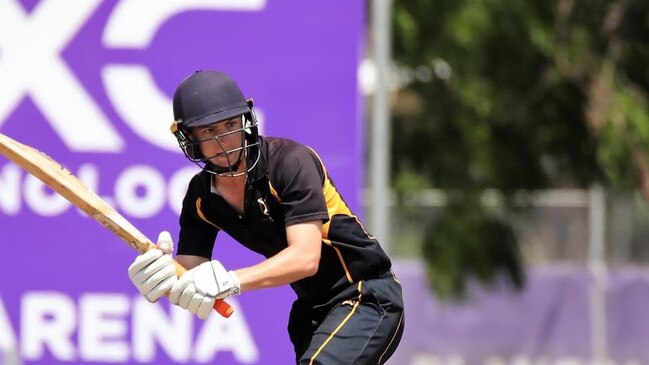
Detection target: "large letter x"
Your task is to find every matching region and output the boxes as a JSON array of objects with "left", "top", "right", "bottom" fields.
[{"left": 0, "top": 0, "right": 123, "bottom": 152}]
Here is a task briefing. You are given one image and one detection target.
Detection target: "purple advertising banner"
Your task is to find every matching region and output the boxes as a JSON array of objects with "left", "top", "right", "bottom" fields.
[
  {"left": 0, "top": 1, "right": 365, "bottom": 364},
  {"left": 391, "top": 261, "right": 649, "bottom": 365}
]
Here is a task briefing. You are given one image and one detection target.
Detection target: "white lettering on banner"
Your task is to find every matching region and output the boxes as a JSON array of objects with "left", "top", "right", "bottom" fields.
[
  {"left": 169, "top": 166, "right": 203, "bottom": 215},
  {"left": 0, "top": 298, "right": 17, "bottom": 353},
  {"left": 100, "top": 68, "right": 266, "bottom": 151},
  {"left": 76, "top": 163, "right": 117, "bottom": 208},
  {"left": 21, "top": 292, "right": 76, "bottom": 361},
  {"left": 0, "top": 0, "right": 124, "bottom": 152},
  {"left": 103, "top": 0, "right": 267, "bottom": 48},
  {"left": 132, "top": 298, "right": 192, "bottom": 362},
  {"left": 132, "top": 297, "right": 259, "bottom": 363},
  {"left": 1, "top": 292, "right": 257, "bottom": 363},
  {"left": 102, "top": 65, "right": 180, "bottom": 151},
  {"left": 195, "top": 308, "right": 259, "bottom": 363},
  {"left": 0, "top": 164, "right": 21, "bottom": 215},
  {"left": 24, "top": 174, "right": 70, "bottom": 216},
  {"left": 101, "top": 0, "right": 267, "bottom": 152},
  {"left": 115, "top": 165, "right": 167, "bottom": 218},
  {"left": 0, "top": 0, "right": 267, "bottom": 153},
  {"left": 78, "top": 294, "right": 130, "bottom": 362},
  {"left": 0, "top": 163, "right": 199, "bottom": 218}
]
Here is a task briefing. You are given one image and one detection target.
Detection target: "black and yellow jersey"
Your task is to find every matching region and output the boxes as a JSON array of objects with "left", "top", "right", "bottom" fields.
[{"left": 177, "top": 136, "right": 392, "bottom": 303}]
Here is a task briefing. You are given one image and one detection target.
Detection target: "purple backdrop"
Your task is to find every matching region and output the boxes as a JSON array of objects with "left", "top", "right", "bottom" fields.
[
  {"left": 3, "top": 3, "right": 649, "bottom": 365},
  {"left": 391, "top": 261, "right": 649, "bottom": 365},
  {"left": 0, "top": 1, "right": 365, "bottom": 364}
]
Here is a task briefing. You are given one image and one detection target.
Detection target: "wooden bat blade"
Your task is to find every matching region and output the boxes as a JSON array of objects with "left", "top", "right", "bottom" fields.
[
  {"left": 0, "top": 133, "right": 148, "bottom": 252},
  {"left": 0, "top": 132, "right": 233, "bottom": 318}
]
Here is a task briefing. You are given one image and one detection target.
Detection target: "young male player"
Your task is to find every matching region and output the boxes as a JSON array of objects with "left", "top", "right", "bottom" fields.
[{"left": 127, "top": 70, "right": 404, "bottom": 364}]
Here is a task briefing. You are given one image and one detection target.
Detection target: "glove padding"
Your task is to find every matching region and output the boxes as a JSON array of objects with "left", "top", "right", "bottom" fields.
[
  {"left": 128, "top": 231, "right": 177, "bottom": 302},
  {"left": 169, "top": 260, "right": 240, "bottom": 320}
]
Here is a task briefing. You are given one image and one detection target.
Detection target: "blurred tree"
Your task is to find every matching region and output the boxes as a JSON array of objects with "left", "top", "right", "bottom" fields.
[{"left": 390, "top": 0, "right": 649, "bottom": 300}]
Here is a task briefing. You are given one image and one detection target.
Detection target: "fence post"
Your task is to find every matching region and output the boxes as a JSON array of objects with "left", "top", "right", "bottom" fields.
[{"left": 589, "top": 185, "right": 608, "bottom": 364}]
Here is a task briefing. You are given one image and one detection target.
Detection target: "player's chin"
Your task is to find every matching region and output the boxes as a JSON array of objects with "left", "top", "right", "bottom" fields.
[{"left": 207, "top": 157, "right": 232, "bottom": 168}]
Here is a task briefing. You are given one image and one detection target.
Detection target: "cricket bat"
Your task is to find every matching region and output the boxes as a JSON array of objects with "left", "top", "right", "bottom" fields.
[{"left": 0, "top": 132, "right": 233, "bottom": 318}]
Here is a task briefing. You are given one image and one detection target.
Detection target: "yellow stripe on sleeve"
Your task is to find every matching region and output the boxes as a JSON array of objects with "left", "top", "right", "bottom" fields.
[{"left": 195, "top": 198, "right": 221, "bottom": 230}]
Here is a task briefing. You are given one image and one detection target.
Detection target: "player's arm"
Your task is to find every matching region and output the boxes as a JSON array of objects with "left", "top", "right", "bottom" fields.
[
  {"left": 234, "top": 220, "right": 323, "bottom": 292},
  {"left": 164, "top": 221, "right": 322, "bottom": 320},
  {"left": 176, "top": 254, "right": 210, "bottom": 270}
]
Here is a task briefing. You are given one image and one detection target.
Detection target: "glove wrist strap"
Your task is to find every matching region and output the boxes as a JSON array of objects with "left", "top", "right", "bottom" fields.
[{"left": 228, "top": 270, "right": 241, "bottom": 296}]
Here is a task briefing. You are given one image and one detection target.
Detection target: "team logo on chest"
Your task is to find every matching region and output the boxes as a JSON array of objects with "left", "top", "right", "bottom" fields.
[{"left": 257, "top": 197, "right": 273, "bottom": 223}]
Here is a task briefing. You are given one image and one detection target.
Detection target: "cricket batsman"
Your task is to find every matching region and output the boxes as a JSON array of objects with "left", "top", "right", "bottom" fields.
[{"left": 127, "top": 70, "right": 404, "bottom": 364}]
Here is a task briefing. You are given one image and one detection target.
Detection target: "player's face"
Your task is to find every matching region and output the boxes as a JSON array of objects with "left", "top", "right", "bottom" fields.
[{"left": 189, "top": 116, "right": 245, "bottom": 168}]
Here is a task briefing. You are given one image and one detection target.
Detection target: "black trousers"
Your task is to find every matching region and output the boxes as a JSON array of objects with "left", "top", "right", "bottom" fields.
[{"left": 287, "top": 272, "right": 404, "bottom": 365}]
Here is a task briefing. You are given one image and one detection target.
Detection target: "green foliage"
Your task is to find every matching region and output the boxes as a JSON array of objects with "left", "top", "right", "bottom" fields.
[
  {"left": 422, "top": 193, "right": 524, "bottom": 301},
  {"left": 391, "top": 0, "right": 649, "bottom": 300}
]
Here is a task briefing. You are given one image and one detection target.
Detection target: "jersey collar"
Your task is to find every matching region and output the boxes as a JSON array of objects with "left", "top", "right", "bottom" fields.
[{"left": 246, "top": 136, "right": 269, "bottom": 183}]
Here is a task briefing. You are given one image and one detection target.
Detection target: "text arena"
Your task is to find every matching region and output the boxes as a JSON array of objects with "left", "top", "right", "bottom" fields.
[{"left": 0, "top": 294, "right": 257, "bottom": 363}]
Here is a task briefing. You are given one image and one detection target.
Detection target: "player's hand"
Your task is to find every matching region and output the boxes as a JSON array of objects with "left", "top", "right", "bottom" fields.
[
  {"left": 169, "top": 260, "right": 240, "bottom": 319},
  {"left": 128, "top": 231, "right": 178, "bottom": 302}
]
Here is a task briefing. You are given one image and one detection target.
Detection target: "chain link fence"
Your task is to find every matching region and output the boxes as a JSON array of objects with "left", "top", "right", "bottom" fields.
[{"left": 383, "top": 188, "right": 649, "bottom": 266}]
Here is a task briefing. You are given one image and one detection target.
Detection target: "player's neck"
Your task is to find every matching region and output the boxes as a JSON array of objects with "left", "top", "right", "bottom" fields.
[
  {"left": 213, "top": 170, "right": 247, "bottom": 193},
  {"left": 215, "top": 173, "right": 246, "bottom": 184},
  {"left": 212, "top": 173, "right": 247, "bottom": 214}
]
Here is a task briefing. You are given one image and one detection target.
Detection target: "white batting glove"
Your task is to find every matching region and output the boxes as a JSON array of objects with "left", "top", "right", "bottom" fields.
[
  {"left": 169, "top": 260, "right": 240, "bottom": 320},
  {"left": 128, "top": 231, "right": 178, "bottom": 302}
]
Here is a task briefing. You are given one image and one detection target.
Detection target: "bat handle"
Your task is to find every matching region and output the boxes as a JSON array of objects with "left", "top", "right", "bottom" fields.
[{"left": 172, "top": 260, "right": 234, "bottom": 318}]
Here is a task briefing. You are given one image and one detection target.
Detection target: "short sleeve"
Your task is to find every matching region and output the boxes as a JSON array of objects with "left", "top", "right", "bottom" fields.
[
  {"left": 270, "top": 144, "right": 330, "bottom": 226},
  {"left": 176, "top": 173, "right": 218, "bottom": 258}
]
